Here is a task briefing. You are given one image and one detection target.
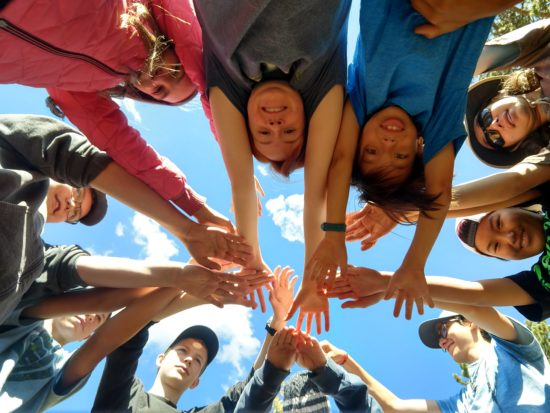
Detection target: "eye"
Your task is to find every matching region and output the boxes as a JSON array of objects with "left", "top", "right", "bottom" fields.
[
  {"left": 494, "top": 242, "right": 500, "bottom": 253},
  {"left": 497, "top": 216, "right": 502, "bottom": 230},
  {"left": 258, "top": 130, "right": 270, "bottom": 136},
  {"left": 395, "top": 153, "right": 408, "bottom": 160},
  {"left": 284, "top": 129, "right": 296, "bottom": 134},
  {"left": 365, "top": 148, "right": 376, "bottom": 155}
]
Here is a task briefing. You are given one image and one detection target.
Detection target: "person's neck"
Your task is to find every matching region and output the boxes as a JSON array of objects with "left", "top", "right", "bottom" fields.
[
  {"left": 148, "top": 379, "right": 184, "bottom": 406},
  {"left": 45, "top": 319, "right": 69, "bottom": 346},
  {"left": 464, "top": 339, "right": 492, "bottom": 364}
]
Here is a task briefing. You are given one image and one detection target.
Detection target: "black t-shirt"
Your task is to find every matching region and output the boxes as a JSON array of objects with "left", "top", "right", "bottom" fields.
[{"left": 92, "top": 324, "right": 251, "bottom": 412}]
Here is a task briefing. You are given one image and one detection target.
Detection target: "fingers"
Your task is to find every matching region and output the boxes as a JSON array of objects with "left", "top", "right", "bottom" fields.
[
  {"left": 306, "top": 314, "right": 313, "bottom": 335},
  {"left": 285, "top": 298, "right": 300, "bottom": 322},
  {"left": 392, "top": 290, "right": 405, "bottom": 318},
  {"left": 323, "top": 307, "right": 330, "bottom": 332},
  {"left": 341, "top": 293, "right": 385, "bottom": 309},
  {"left": 314, "top": 312, "right": 321, "bottom": 335},
  {"left": 360, "top": 239, "right": 377, "bottom": 251},
  {"left": 256, "top": 287, "right": 267, "bottom": 313},
  {"left": 195, "top": 256, "right": 221, "bottom": 270},
  {"left": 206, "top": 295, "right": 224, "bottom": 308},
  {"left": 288, "top": 275, "right": 298, "bottom": 292},
  {"left": 296, "top": 311, "right": 304, "bottom": 331}
]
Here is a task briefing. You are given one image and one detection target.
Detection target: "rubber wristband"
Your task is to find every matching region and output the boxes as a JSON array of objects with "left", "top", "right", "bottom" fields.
[
  {"left": 265, "top": 321, "right": 277, "bottom": 336},
  {"left": 338, "top": 353, "right": 349, "bottom": 365},
  {"left": 321, "top": 222, "right": 346, "bottom": 232}
]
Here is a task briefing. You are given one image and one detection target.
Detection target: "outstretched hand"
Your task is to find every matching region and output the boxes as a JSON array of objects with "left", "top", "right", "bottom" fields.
[
  {"left": 267, "top": 327, "right": 298, "bottom": 371},
  {"left": 345, "top": 203, "right": 397, "bottom": 250},
  {"left": 269, "top": 266, "right": 298, "bottom": 322},
  {"left": 180, "top": 224, "right": 253, "bottom": 269},
  {"left": 295, "top": 332, "right": 327, "bottom": 372},
  {"left": 194, "top": 203, "right": 236, "bottom": 234},
  {"left": 178, "top": 265, "right": 269, "bottom": 308},
  {"left": 325, "top": 266, "right": 387, "bottom": 309},
  {"left": 384, "top": 265, "right": 433, "bottom": 320},
  {"left": 286, "top": 284, "right": 329, "bottom": 334},
  {"left": 306, "top": 234, "right": 347, "bottom": 289}
]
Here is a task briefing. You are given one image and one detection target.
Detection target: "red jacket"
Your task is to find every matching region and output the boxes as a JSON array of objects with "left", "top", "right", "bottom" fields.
[{"left": 0, "top": 0, "right": 215, "bottom": 214}]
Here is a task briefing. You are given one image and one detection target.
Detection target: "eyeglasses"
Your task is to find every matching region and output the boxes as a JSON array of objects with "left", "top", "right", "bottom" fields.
[
  {"left": 438, "top": 317, "right": 461, "bottom": 340},
  {"left": 477, "top": 107, "right": 505, "bottom": 149},
  {"left": 66, "top": 188, "right": 85, "bottom": 224}
]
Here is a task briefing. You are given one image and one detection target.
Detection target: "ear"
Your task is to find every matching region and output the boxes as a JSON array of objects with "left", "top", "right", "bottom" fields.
[
  {"left": 416, "top": 136, "right": 424, "bottom": 154},
  {"left": 189, "top": 377, "right": 200, "bottom": 390},
  {"left": 156, "top": 353, "right": 165, "bottom": 369}
]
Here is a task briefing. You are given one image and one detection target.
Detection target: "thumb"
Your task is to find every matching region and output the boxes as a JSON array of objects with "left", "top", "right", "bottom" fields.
[
  {"left": 196, "top": 256, "right": 221, "bottom": 270},
  {"left": 414, "top": 23, "right": 440, "bottom": 39},
  {"left": 285, "top": 298, "right": 301, "bottom": 321}
]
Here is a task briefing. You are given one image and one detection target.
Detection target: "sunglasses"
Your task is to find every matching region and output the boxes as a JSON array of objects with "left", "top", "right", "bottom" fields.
[
  {"left": 438, "top": 317, "right": 462, "bottom": 340},
  {"left": 66, "top": 187, "right": 85, "bottom": 224},
  {"left": 477, "top": 107, "right": 505, "bottom": 149}
]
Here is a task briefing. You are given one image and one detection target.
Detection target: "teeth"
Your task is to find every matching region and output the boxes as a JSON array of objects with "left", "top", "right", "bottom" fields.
[
  {"left": 264, "top": 107, "right": 285, "bottom": 113},
  {"left": 383, "top": 125, "right": 402, "bottom": 131}
]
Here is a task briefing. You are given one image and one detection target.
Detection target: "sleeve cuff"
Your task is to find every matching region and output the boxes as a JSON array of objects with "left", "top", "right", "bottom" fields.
[
  {"left": 172, "top": 185, "right": 206, "bottom": 216},
  {"left": 308, "top": 358, "right": 343, "bottom": 395}
]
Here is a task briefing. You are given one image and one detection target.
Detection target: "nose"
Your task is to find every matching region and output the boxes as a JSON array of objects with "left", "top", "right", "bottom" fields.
[
  {"left": 502, "top": 229, "right": 519, "bottom": 249},
  {"left": 439, "top": 337, "right": 450, "bottom": 351},
  {"left": 382, "top": 135, "right": 395, "bottom": 145},
  {"left": 268, "top": 119, "right": 283, "bottom": 126}
]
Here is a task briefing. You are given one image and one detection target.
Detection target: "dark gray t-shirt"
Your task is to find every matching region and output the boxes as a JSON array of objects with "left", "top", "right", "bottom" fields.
[{"left": 194, "top": 0, "right": 351, "bottom": 120}]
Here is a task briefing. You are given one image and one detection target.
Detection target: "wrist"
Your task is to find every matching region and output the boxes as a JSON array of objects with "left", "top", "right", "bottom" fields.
[
  {"left": 337, "top": 352, "right": 348, "bottom": 365},
  {"left": 269, "top": 317, "right": 286, "bottom": 332},
  {"left": 321, "top": 222, "right": 346, "bottom": 232}
]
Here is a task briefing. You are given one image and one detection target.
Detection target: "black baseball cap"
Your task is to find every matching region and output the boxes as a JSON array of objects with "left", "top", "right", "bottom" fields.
[
  {"left": 80, "top": 189, "right": 108, "bottom": 226},
  {"left": 167, "top": 325, "right": 219, "bottom": 369}
]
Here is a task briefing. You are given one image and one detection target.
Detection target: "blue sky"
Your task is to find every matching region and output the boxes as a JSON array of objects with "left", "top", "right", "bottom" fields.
[{"left": 0, "top": 2, "right": 539, "bottom": 411}]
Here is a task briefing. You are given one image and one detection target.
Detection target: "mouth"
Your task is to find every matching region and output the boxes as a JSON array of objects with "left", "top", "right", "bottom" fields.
[
  {"left": 520, "top": 229, "right": 527, "bottom": 249},
  {"left": 75, "top": 315, "right": 85, "bottom": 331},
  {"left": 262, "top": 106, "right": 287, "bottom": 113},
  {"left": 380, "top": 118, "right": 405, "bottom": 132},
  {"left": 176, "top": 366, "right": 188, "bottom": 376}
]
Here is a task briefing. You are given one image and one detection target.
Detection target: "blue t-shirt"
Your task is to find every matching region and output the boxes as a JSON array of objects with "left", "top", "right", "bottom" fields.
[
  {"left": 0, "top": 308, "right": 89, "bottom": 412},
  {"left": 348, "top": 0, "right": 493, "bottom": 163},
  {"left": 437, "top": 318, "right": 550, "bottom": 413}
]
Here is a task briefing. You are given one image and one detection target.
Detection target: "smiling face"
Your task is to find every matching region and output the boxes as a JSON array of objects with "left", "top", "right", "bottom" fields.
[
  {"left": 52, "top": 313, "right": 108, "bottom": 344},
  {"left": 156, "top": 338, "right": 207, "bottom": 393},
  {"left": 473, "top": 96, "right": 540, "bottom": 150},
  {"left": 247, "top": 81, "right": 305, "bottom": 162},
  {"left": 475, "top": 208, "right": 545, "bottom": 260},
  {"left": 46, "top": 181, "right": 93, "bottom": 224},
  {"left": 357, "top": 106, "right": 422, "bottom": 185},
  {"left": 438, "top": 318, "right": 479, "bottom": 364},
  {"left": 133, "top": 48, "right": 196, "bottom": 104}
]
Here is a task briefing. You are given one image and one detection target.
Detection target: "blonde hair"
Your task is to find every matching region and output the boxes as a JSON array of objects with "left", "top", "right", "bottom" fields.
[
  {"left": 120, "top": 3, "right": 178, "bottom": 78},
  {"left": 500, "top": 68, "right": 541, "bottom": 96}
]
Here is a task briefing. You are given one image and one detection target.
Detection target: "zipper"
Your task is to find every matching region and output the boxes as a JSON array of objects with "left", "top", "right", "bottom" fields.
[{"left": 0, "top": 18, "right": 128, "bottom": 77}]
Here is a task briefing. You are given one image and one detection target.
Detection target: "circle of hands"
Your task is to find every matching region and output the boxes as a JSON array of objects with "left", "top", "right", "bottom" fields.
[{"left": 186, "top": 200, "right": 433, "bottom": 335}]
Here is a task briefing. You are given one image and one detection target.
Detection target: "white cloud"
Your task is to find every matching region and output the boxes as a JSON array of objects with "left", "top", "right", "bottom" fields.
[
  {"left": 265, "top": 194, "right": 304, "bottom": 243},
  {"left": 178, "top": 95, "right": 202, "bottom": 113},
  {"left": 131, "top": 213, "right": 179, "bottom": 261},
  {"left": 115, "top": 222, "right": 125, "bottom": 237},
  {"left": 257, "top": 164, "right": 268, "bottom": 177},
  {"left": 122, "top": 99, "right": 142, "bottom": 123},
  {"left": 148, "top": 305, "right": 260, "bottom": 376}
]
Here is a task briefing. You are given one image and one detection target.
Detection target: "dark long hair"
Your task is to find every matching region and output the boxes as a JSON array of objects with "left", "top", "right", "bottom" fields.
[{"left": 351, "top": 151, "right": 440, "bottom": 222}]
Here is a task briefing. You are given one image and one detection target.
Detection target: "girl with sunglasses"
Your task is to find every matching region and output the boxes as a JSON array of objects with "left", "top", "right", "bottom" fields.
[{"left": 0, "top": 0, "right": 237, "bottom": 245}]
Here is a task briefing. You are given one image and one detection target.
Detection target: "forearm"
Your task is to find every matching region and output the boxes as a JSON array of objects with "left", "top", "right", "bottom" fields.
[
  {"left": 252, "top": 315, "right": 287, "bottom": 370},
  {"left": 91, "top": 162, "right": 195, "bottom": 236},
  {"left": 76, "top": 256, "right": 184, "bottom": 288},
  {"left": 234, "top": 360, "right": 289, "bottom": 412},
  {"left": 210, "top": 87, "right": 262, "bottom": 264},
  {"left": 303, "top": 86, "right": 345, "bottom": 262},
  {"left": 451, "top": 163, "right": 550, "bottom": 210},
  {"left": 22, "top": 287, "right": 154, "bottom": 320},
  {"left": 62, "top": 288, "right": 180, "bottom": 388},
  {"left": 152, "top": 292, "right": 206, "bottom": 321}
]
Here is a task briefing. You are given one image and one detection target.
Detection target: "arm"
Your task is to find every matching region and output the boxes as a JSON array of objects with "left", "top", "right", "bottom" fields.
[
  {"left": 385, "top": 143, "right": 455, "bottom": 318},
  {"left": 91, "top": 162, "right": 252, "bottom": 269},
  {"left": 46, "top": 88, "right": 205, "bottom": 215},
  {"left": 411, "top": 0, "right": 520, "bottom": 39},
  {"left": 451, "top": 163, "right": 550, "bottom": 211},
  {"left": 319, "top": 341, "right": 440, "bottom": 413},
  {"left": 209, "top": 87, "right": 264, "bottom": 269},
  {"left": 60, "top": 287, "right": 181, "bottom": 389},
  {"left": 235, "top": 328, "right": 297, "bottom": 413},
  {"left": 307, "top": 99, "right": 360, "bottom": 282},
  {"left": 21, "top": 287, "right": 154, "bottom": 320}
]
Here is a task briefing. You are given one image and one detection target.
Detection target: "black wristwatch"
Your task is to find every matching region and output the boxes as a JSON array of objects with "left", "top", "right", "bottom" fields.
[{"left": 265, "top": 316, "right": 277, "bottom": 336}]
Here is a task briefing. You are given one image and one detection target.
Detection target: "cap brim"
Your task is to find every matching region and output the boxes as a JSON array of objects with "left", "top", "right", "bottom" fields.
[
  {"left": 168, "top": 325, "right": 219, "bottom": 367},
  {"left": 418, "top": 312, "right": 460, "bottom": 349},
  {"left": 80, "top": 189, "right": 108, "bottom": 226}
]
